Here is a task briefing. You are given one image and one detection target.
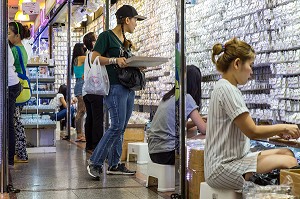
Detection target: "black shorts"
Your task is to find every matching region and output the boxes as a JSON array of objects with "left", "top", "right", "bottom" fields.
[{"left": 149, "top": 150, "right": 175, "bottom": 165}]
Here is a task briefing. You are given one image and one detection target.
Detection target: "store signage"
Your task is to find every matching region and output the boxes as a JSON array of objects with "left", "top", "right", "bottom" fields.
[
  {"left": 45, "top": 0, "right": 56, "bottom": 16},
  {"left": 22, "top": 2, "right": 40, "bottom": 15}
]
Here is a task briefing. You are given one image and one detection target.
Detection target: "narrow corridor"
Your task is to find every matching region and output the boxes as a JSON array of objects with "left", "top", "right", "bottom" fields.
[{"left": 8, "top": 140, "right": 167, "bottom": 199}]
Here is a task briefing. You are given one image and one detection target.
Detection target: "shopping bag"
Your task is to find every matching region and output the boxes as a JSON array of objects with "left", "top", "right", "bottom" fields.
[
  {"left": 14, "top": 46, "right": 32, "bottom": 106},
  {"left": 84, "top": 52, "right": 109, "bottom": 95}
]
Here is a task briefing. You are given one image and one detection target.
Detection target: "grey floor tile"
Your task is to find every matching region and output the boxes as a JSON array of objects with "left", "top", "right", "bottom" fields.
[
  {"left": 16, "top": 190, "right": 78, "bottom": 199},
  {"left": 72, "top": 188, "right": 138, "bottom": 199},
  {"left": 127, "top": 187, "right": 165, "bottom": 199},
  {"left": 11, "top": 140, "right": 167, "bottom": 198}
]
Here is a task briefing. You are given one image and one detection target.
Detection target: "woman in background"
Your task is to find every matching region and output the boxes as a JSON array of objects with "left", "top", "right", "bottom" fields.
[
  {"left": 82, "top": 32, "right": 103, "bottom": 151},
  {"left": 50, "top": 84, "right": 76, "bottom": 122},
  {"left": 147, "top": 65, "right": 206, "bottom": 165},
  {"left": 71, "top": 43, "right": 86, "bottom": 142},
  {"left": 8, "top": 21, "right": 30, "bottom": 163}
]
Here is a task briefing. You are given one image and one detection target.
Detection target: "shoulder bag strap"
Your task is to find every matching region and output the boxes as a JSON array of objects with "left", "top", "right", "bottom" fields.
[
  {"left": 15, "top": 46, "right": 27, "bottom": 75},
  {"left": 87, "top": 53, "right": 91, "bottom": 68}
]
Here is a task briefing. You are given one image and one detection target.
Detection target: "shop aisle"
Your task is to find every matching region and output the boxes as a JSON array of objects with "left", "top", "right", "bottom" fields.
[{"left": 9, "top": 138, "right": 166, "bottom": 199}]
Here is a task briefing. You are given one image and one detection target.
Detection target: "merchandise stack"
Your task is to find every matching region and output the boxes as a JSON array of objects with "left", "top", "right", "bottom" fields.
[{"left": 52, "top": 27, "right": 84, "bottom": 93}]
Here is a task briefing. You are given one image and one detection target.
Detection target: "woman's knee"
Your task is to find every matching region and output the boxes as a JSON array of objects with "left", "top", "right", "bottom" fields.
[
  {"left": 109, "top": 122, "right": 125, "bottom": 134},
  {"left": 285, "top": 156, "right": 298, "bottom": 168},
  {"left": 278, "top": 148, "right": 295, "bottom": 157}
]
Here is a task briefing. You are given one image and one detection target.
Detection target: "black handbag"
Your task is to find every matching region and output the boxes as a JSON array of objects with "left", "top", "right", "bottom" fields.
[{"left": 116, "top": 67, "right": 146, "bottom": 91}]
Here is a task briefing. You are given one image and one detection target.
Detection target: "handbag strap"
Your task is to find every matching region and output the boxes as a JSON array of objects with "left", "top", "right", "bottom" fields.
[
  {"left": 87, "top": 53, "right": 91, "bottom": 69},
  {"left": 15, "top": 46, "right": 27, "bottom": 75},
  {"left": 87, "top": 52, "right": 101, "bottom": 68},
  {"left": 108, "top": 30, "right": 123, "bottom": 49}
]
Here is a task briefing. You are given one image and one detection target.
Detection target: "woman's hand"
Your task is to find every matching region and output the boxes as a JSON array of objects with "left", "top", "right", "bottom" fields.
[
  {"left": 116, "top": 57, "right": 127, "bottom": 68},
  {"left": 280, "top": 124, "right": 300, "bottom": 140},
  {"left": 139, "top": 67, "right": 147, "bottom": 71},
  {"left": 71, "top": 97, "right": 78, "bottom": 105}
]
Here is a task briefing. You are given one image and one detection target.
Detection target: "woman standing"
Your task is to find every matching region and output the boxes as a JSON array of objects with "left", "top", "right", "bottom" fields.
[
  {"left": 7, "top": 42, "right": 21, "bottom": 167},
  {"left": 8, "top": 21, "right": 30, "bottom": 163},
  {"left": 87, "top": 5, "right": 146, "bottom": 178},
  {"left": 205, "top": 38, "right": 300, "bottom": 190},
  {"left": 71, "top": 43, "right": 86, "bottom": 142},
  {"left": 82, "top": 32, "right": 103, "bottom": 151}
]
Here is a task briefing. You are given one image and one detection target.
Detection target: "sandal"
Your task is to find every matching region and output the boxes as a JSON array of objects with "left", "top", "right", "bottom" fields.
[
  {"left": 75, "top": 136, "right": 86, "bottom": 142},
  {"left": 7, "top": 184, "right": 20, "bottom": 193}
]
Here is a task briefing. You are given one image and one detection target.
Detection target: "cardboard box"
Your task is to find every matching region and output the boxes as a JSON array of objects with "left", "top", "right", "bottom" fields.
[
  {"left": 121, "top": 124, "right": 145, "bottom": 161},
  {"left": 187, "top": 148, "right": 205, "bottom": 199},
  {"left": 280, "top": 169, "right": 300, "bottom": 196},
  {"left": 187, "top": 168, "right": 205, "bottom": 199},
  {"left": 188, "top": 149, "right": 204, "bottom": 171}
]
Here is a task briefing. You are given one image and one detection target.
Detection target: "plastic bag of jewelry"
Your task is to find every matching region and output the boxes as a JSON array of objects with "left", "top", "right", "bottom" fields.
[
  {"left": 243, "top": 181, "right": 295, "bottom": 199},
  {"left": 248, "top": 169, "right": 280, "bottom": 186}
]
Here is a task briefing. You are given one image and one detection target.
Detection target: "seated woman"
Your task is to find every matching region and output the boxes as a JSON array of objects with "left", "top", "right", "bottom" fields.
[
  {"left": 205, "top": 38, "right": 300, "bottom": 190},
  {"left": 50, "top": 84, "right": 76, "bottom": 121},
  {"left": 147, "top": 65, "right": 206, "bottom": 165}
]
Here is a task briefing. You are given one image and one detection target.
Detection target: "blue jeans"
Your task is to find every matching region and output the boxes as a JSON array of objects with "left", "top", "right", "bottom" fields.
[
  {"left": 74, "top": 78, "right": 84, "bottom": 97},
  {"left": 51, "top": 106, "right": 75, "bottom": 121},
  {"left": 90, "top": 84, "right": 135, "bottom": 167}
]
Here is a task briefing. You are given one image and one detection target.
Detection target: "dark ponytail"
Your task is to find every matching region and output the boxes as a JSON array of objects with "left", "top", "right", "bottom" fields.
[
  {"left": 23, "top": 25, "right": 31, "bottom": 39},
  {"left": 117, "top": 17, "right": 133, "bottom": 50},
  {"left": 162, "top": 65, "right": 202, "bottom": 107},
  {"left": 8, "top": 22, "right": 31, "bottom": 40}
]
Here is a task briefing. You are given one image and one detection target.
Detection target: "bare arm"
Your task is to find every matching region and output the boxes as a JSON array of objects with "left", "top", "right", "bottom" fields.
[
  {"left": 187, "top": 120, "right": 196, "bottom": 130},
  {"left": 189, "top": 109, "right": 206, "bottom": 134},
  {"left": 59, "top": 96, "right": 67, "bottom": 109},
  {"left": 233, "top": 112, "right": 300, "bottom": 140},
  {"left": 77, "top": 56, "right": 86, "bottom": 66},
  {"left": 91, "top": 51, "right": 127, "bottom": 68}
]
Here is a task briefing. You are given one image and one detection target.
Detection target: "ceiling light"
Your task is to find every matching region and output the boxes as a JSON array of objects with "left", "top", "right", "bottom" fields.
[{"left": 14, "top": 10, "right": 30, "bottom": 21}]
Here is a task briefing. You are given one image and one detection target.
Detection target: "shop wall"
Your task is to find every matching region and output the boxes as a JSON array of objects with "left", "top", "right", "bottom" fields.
[
  {"left": 185, "top": 0, "right": 300, "bottom": 125},
  {"left": 52, "top": 27, "right": 84, "bottom": 93},
  {"left": 87, "top": 0, "right": 300, "bottom": 125},
  {"left": 86, "top": 0, "right": 176, "bottom": 111}
]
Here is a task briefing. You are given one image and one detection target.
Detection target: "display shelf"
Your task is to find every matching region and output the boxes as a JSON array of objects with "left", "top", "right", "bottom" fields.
[
  {"left": 32, "top": 93, "right": 56, "bottom": 98},
  {"left": 145, "top": 76, "right": 159, "bottom": 81},
  {"left": 278, "top": 97, "right": 300, "bottom": 101},
  {"left": 254, "top": 60, "right": 299, "bottom": 67},
  {"left": 256, "top": 46, "right": 300, "bottom": 54},
  {"left": 240, "top": 87, "right": 272, "bottom": 91},
  {"left": 241, "top": 88, "right": 271, "bottom": 94},
  {"left": 23, "top": 123, "right": 56, "bottom": 129},
  {"left": 201, "top": 96, "right": 210, "bottom": 99},
  {"left": 246, "top": 103, "right": 271, "bottom": 109},
  {"left": 21, "top": 108, "right": 55, "bottom": 114},
  {"left": 27, "top": 63, "right": 50, "bottom": 67},
  {"left": 30, "top": 78, "right": 56, "bottom": 83},
  {"left": 280, "top": 73, "right": 300, "bottom": 77},
  {"left": 22, "top": 62, "right": 57, "bottom": 152}
]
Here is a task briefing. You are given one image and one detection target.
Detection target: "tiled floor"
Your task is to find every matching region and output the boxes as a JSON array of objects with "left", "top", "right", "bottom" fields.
[{"left": 6, "top": 130, "right": 173, "bottom": 199}]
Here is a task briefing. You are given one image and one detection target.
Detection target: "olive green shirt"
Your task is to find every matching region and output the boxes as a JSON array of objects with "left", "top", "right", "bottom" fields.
[
  {"left": 11, "top": 45, "right": 28, "bottom": 74},
  {"left": 93, "top": 30, "right": 128, "bottom": 85}
]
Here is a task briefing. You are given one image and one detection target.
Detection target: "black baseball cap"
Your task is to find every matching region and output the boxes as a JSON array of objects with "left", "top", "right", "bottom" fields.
[{"left": 115, "top": 5, "right": 146, "bottom": 21}]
